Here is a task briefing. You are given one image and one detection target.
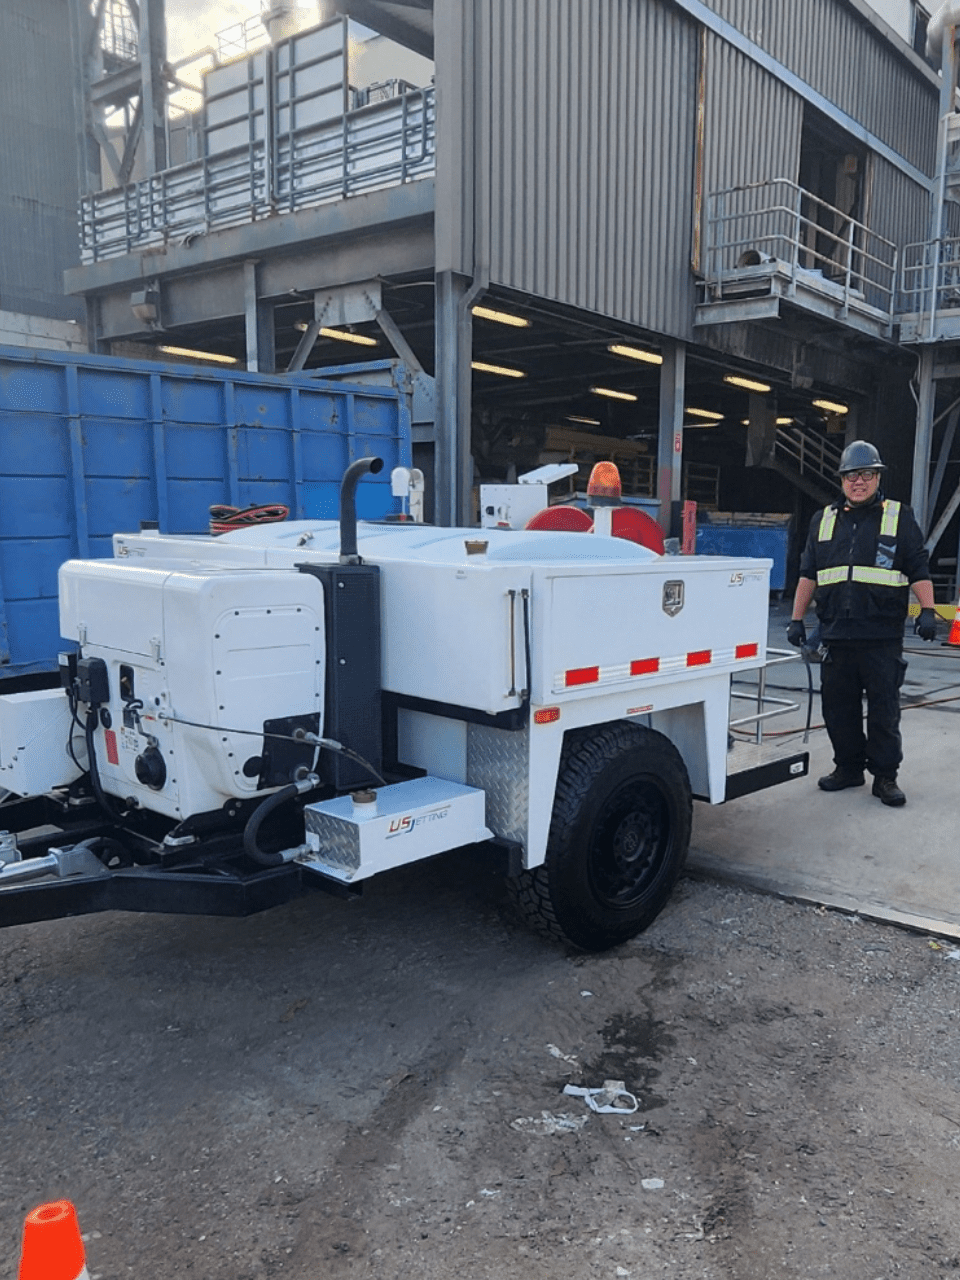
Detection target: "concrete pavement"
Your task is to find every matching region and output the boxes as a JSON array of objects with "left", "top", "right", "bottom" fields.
[{"left": 689, "top": 597, "right": 960, "bottom": 939}]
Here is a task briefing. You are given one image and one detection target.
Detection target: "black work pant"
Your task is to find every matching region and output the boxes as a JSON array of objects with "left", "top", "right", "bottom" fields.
[{"left": 820, "top": 640, "right": 905, "bottom": 779}]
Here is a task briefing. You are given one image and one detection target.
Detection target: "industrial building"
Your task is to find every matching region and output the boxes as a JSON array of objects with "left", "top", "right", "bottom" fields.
[
  {"left": 0, "top": 0, "right": 87, "bottom": 350},
  {"left": 8, "top": 0, "right": 960, "bottom": 597}
]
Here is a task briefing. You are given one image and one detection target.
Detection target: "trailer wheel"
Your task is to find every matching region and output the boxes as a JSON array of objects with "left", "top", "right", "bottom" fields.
[{"left": 511, "top": 723, "right": 691, "bottom": 951}]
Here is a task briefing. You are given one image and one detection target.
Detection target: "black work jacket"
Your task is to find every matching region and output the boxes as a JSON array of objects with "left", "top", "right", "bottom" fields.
[{"left": 797, "top": 493, "right": 930, "bottom": 642}]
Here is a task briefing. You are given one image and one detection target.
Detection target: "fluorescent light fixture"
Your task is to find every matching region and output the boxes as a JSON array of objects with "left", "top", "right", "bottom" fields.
[
  {"left": 472, "top": 360, "right": 526, "bottom": 379},
  {"left": 608, "top": 343, "right": 663, "bottom": 365},
  {"left": 812, "top": 398, "right": 849, "bottom": 414},
  {"left": 319, "top": 327, "right": 377, "bottom": 346},
  {"left": 158, "top": 345, "right": 239, "bottom": 365},
  {"left": 472, "top": 305, "right": 531, "bottom": 328},
  {"left": 590, "top": 386, "right": 638, "bottom": 402},
  {"left": 724, "top": 375, "right": 771, "bottom": 393},
  {"left": 567, "top": 415, "right": 601, "bottom": 425},
  {"left": 685, "top": 407, "right": 724, "bottom": 420},
  {"left": 776, "top": 416, "right": 794, "bottom": 425}
]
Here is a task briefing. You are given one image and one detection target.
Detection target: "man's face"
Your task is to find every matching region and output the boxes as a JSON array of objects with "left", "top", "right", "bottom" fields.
[{"left": 841, "top": 468, "right": 881, "bottom": 506}]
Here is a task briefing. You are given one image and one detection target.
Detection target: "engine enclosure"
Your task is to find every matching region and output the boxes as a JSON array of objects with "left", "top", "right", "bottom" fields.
[{"left": 58, "top": 560, "right": 325, "bottom": 820}]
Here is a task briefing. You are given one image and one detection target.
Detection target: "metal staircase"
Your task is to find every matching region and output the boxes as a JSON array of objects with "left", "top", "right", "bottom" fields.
[{"left": 748, "top": 422, "right": 841, "bottom": 506}]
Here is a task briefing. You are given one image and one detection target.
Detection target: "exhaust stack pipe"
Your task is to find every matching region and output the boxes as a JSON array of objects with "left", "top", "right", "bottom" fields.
[
  {"left": 927, "top": 1, "right": 960, "bottom": 63},
  {"left": 339, "top": 456, "right": 384, "bottom": 563}
]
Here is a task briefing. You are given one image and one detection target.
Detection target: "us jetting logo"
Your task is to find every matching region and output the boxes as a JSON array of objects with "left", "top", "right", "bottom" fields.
[{"left": 386, "top": 806, "right": 451, "bottom": 837}]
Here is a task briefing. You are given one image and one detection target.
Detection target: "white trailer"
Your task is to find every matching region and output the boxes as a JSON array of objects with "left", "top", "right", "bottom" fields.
[{"left": 0, "top": 460, "right": 806, "bottom": 950}]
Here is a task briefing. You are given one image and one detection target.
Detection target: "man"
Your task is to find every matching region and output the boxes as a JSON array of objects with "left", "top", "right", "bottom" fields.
[{"left": 787, "top": 440, "right": 937, "bottom": 807}]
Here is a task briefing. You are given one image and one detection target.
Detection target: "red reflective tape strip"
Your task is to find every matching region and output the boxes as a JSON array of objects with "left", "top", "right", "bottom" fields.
[
  {"left": 735, "top": 643, "right": 759, "bottom": 659},
  {"left": 104, "top": 728, "right": 119, "bottom": 765},
  {"left": 566, "top": 666, "right": 600, "bottom": 687},
  {"left": 630, "top": 658, "right": 660, "bottom": 676},
  {"left": 686, "top": 650, "right": 712, "bottom": 667}
]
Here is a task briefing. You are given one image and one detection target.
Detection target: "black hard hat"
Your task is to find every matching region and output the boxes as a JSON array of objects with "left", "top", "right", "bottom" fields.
[{"left": 838, "top": 440, "right": 885, "bottom": 474}]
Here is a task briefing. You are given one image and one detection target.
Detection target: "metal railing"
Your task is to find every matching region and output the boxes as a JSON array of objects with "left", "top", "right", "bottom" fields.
[
  {"left": 773, "top": 422, "right": 843, "bottom": 491},
  {"left": 78, "top": 86, "right": 436, "bottom": 262},
  {"left": 216, "top": 14, "right": 271, "bottom": 61},
  {"left": 900, "top": 237, "right": 960, "bottom": 332},
  {"left": 703, "top": 177, "right": 898, "bottom": 325},
  {"left": 729, "top": 648, "right": 804, "bottom": 744}
]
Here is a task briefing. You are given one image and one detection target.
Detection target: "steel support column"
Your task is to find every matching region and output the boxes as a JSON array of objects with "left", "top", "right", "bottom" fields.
[
  {"left": 138, "top": 0, "right": 168, "bottom": 176},
  {"left": 657, "top": 342, "right": 686, "bottom": 538},
  {"left": 244, "top": 261, "right": 275, "bottom": 373},
  {"left": 745, "top": 392, "right": 777, "bottom": 467},
  {"left": 68, "top": 0, "right": 102, "bottom": 197},
  {"left": 71, "top": 0, "right": 168, "bottom": 194},
  {"left": 434, "top": 271, "right": 474, "bottom": 527},
  {"left": 912, "top": 346, "right": 936, "bottom": 531}
]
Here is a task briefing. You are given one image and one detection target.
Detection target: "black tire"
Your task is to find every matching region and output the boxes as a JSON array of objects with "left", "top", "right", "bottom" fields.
[{"left": 510, "top": 722, "right": 692, "bottom": 952}]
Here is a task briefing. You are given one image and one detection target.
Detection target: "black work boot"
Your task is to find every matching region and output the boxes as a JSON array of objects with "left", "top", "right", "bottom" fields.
[
  {"left": 872, "top": 776, "right": 906, "bottom": 807},
  {"left": 817, "top": 768, "right": 865, "bottom": 792}
]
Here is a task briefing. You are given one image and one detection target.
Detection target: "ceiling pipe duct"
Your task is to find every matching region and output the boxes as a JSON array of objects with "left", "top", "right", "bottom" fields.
[{"left": 926, "top": 1, "right": 960, "bottom": 63}]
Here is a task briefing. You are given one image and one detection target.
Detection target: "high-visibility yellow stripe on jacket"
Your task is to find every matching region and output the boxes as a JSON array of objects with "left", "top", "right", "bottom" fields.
[
  {"left": 819, "top": 499, "right": 900, "bottom": 542},
  {"left": 815, "top": 499, "right": 907, "bottom": 588},
  {"left": 880, "top": 500, "right": 900, "bottom": 537},
  {"left": 851, "top": 566, "right": 909, "bottom": 586},
  {"left": 818, "top": 565, "right": 908, "bottom": 587}
]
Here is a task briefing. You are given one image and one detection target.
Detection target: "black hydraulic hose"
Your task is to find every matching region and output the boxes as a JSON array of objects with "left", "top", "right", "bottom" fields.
[
  {"left": 84, "top": 711, "right": 123, "bottom": 822},
  {"left": 802, "top": 656, "right": 814, "bottom": 743},
  {"left": 243, "top": 783, "right": 300, "bottom": 868},
  {"left": 339, "top": 456, "right": 384, "bottom": 562}
]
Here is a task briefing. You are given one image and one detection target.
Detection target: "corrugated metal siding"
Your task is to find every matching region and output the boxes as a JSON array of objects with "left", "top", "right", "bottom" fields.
[
  {"left": 441, "top": 0, "right": 936, "bottom": 338},
  {"left": 699, "top": 30, "right": 803, "bottom": 244},
  {"left": 703, "top": 0, "right": 937, "bottom": 176},
  {"left": 471, "top": 0, "right": 700, "bottom": 340},
  {"left": 867, "top": 154, "right": 930, "bottom": 253},
  {"left": 0, "top": 0, "right": 83, "bottom": 320}
]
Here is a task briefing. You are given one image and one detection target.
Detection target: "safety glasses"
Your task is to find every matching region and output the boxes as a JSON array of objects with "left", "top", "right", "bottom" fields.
[{"left": 842, "top": 469, "right": 879, "bottom": 482}]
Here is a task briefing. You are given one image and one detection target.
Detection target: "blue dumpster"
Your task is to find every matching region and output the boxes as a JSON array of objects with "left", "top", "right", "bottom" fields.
[
  {"left": 695, "top": 516, "right": 791, "bottom": 592},
  {"left": 0, "top": 347, "right": 411, "bottom": 679}
]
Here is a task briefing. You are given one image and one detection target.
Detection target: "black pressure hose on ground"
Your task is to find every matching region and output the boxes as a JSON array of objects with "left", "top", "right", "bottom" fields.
[{"left": 800, "top": 652, "right": 815, "bottom": 743}]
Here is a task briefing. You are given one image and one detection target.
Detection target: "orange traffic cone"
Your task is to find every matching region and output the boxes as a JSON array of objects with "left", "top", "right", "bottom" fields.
[
  {"left": 18, "top": 1201, "right": 88, "bottom": 1280},
  {"left": 944, "top": 599, "right": 960, "bottom": 648}
]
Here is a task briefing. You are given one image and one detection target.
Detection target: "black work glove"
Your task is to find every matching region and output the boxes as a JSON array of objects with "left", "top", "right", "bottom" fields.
[
  {"left": 786, "top": 619, "right": 806, "bottom": 648},
  {"left": 915, "top": 607, "right": 937, "bottom": 642}
]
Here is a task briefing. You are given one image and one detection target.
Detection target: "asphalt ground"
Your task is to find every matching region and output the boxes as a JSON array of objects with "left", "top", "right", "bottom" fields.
[{"left": 690, "top": 596, "right": 960, "bottom": 939}]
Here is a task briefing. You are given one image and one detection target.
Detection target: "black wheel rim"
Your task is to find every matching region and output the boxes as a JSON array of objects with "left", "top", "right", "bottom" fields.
[{"left": 587, "top": 776, "right": 672, "bottom": 909}]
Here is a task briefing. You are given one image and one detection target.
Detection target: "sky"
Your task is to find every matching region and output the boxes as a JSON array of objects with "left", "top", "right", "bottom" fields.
[
  {"left": 162, "top": 0, "right": 322, "bottom": 112},
  {"left": 165, "top": 0, "right": 265, "bottom": 62},
  {"left": 163, "top": 0, "right": 330, "bottom": 61}
]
